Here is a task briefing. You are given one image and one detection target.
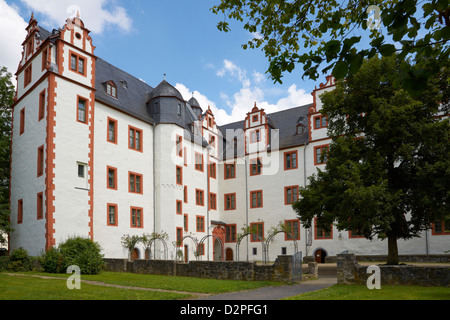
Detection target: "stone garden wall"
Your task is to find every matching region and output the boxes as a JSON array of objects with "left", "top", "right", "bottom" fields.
[
  {"left": 104, "top": 255, "right": 310, "bottom": 283},
  {"left": 337, "top": 253, "right": 450, "bottom": 287}
]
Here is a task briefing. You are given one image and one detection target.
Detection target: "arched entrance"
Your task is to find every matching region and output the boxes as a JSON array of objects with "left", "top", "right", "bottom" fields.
[
  {"left": 225, "top": 248, "right": 233, "bottom": 261},
  {"left": 315, "top": 248, "right": 327, "bottom": 263},
  {"left": 212, "top": 225, "right": 225, "bottom": 261}
]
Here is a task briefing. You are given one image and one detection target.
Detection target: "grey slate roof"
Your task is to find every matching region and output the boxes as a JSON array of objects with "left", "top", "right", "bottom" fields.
[
  {"left": 219, "top": 104, "right": 311, "bottom": 159},
  {"left": 95, "top": 57, "right": 155, "bottom": 124}
]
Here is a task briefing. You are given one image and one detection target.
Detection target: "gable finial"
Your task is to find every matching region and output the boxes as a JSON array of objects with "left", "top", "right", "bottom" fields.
[
  {"left": 164, "top": 73, "right": 166, "bottom": 80},
  {"left": 76, "top": 10, "right": 80, "bottom": 18}
]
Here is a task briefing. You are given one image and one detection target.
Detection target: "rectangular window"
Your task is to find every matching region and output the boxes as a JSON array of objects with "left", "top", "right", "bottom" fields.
[
  {"left": 250, "top": 190, "right": 263, "bottom": 208},
  {"left": 24, "top": 65, "right": 32, "bottom": 87},
  {"left": 176, "top": 227, "right": 183, "bottom": 247},
  {"left": 196, "top": 216, "right": 205, "bottom": 232},
  {"left": 285, "top": 220, "right": 300, "bottom": 240},
  {"left": 184, "top": 214, "right": 188, "bottom": 231},
  {"left": 314, "top": 115, "right": 328, "bottom": 129},
  {"left": 77, "top": 96, "right": 88, "bottom": 124},
  {"left": 176, "top": 200, "right": 182, "bottom": 215},
  {"left": 17, "top": 199, "right": 23, "bottom": 224},
  {"left": 176, "top": 135, "right": 183, "bottom": 157},
  {"left": 315, "top": 219, "right": 333, "bottom": 239},
  {"left": 37, "top": 193, "right": 43, "bottom": 220},
  {"left": 129, "top": 126, "right": 143, "bottom": 151},
  {"left": 107, "top": 203, "right": 118, "bottom": 226},
  {"left": 349, "top": 229, "right": 365, "bottom": 239},
  {"left": 209, "top": 193, "right": 217, "bottom": 210},
  {"left": 184, "top": 186, "right": 188, "bottom": 203},
  {"left": 37, "top": 145, "right": 44, "bottom": 177},
  {"left": 129, "top": 172, "right": 143, "bottom": 194},
  {"left": 225, "top": 224, "right": 237, "bottom": 243},
  {"left": 41, "top": 48, "right": 48, "bottom": 71},
  {"left": 250, "top": 129, "right": 261, "bottom": 143},
  {"left": 284, "top": 151, "right": 298, "bottom": 170},
  {"left": 195, "top": 152, "right": 203, "bottom": 172},
  {"left": 432, "top": 220, "right": 450, "bottom": 235},
  {"left": 197, "top": 243, "right": 205, "bottom": 256},
  {"left": 224, "top": 193, "right": 236, "bottom": 211},
  {"left": 314, "top": 145, "right": 329, "bottom": 165},
  {"left": 107, "top": 118, "right": 117, "bottom": 144},
  {"left": 285, "top": 186, "right": 299, "bottom": 205},
  {"left": 107, "top": 166, "right": 117, "bottom": 190},
  {"left": 131, "top": 207, "right": 143, "bottom": 228},
  {"left": 70, "top": 52, "right": 86, "bottom": 76},
  {"left": 209, "top": 162, "right": 216, "bottom": 179},
  {"left": 78, "top": 163, "right": 86, "bottom": 178},
  {"left": 196, "top": 189, "right": 204, "bottom": 206},
  {"left": 176, "top": 166, "right": 183, "bottom": 185},
  {"left": 250, "top": 222, "right": 264, "bottom": 242},
  {"left": 26, "top": 39, "right": 33, "bottom": 57},
  {"left": 250, "top": 158, "right": 262, "bottom": 176},
  {"left": 224, "top": 163, "right": 235, "bottom": 179},
  {"left": 39, "top": 90, "right": 46, "bottom": 121},
  {"left": 20, "top": 108, "right": 25, "bottom": 135}
]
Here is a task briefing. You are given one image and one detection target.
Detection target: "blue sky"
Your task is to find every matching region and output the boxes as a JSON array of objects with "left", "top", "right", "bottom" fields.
[{"left": 1, "top": 0, "right": 323, "bottom": 124}]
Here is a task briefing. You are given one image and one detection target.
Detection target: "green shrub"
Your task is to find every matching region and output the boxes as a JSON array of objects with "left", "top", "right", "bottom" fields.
[
  {"left": 40, "top": 236, "right": 105, "bottom": 275},
  {"left": 0, "top": 248, "right": 33, "bottom": 272}
]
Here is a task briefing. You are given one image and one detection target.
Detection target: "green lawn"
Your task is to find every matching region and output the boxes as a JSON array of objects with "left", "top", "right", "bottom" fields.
[
  {"left": 284, "top": 284, "right": 450, "bottom": 300},
  {"left": 0, "top": 272, "right": 280, "bottom": 300}
]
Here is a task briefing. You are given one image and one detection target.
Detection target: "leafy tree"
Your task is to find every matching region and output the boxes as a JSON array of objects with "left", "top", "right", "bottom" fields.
[
  {"left": 293, "top": 56, "right": 450, "bottom": 265},
  {"left": 0, "top": 67, "right": 14, "bottom": 247},
  {"left": 211, "top": 0, "right": 450, "bottom": 92}
]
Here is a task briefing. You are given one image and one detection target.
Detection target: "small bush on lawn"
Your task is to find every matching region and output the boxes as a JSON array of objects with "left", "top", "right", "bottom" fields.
[
  {"left": 0, "top": 248, "right": 34, "bottom": 272},
  {"left": 40, "top": 236, "right": 105, "bottom": 275}
]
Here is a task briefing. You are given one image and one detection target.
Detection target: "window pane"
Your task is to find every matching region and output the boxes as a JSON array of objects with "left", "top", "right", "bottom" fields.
[
  {"left": 78, "top": 100, "right": 86, "bottom": 122},
  {"left": 71, "top": 55, "right": 77, "bottom": 70},
  {"left": 129, "top": 129, "right": 135, "bottom": 149},
  {"left": 135, "top": 176, "right": 141, "bottom": 193},
  {"left": 130, "top": 175, "right": 135, "bottom": 192},
  {"left": 135, "top": 131, "right": 141, "bottom": 150},
  {"left": 108, "top": 169, "right": 115, "bottom": 188},
  {"left": 78, "top": 58, "right": 85, "bottom": 74},
  {"left": 109, "top": 206, "right": 115, "bottom": 225},
  {"left": 108, "top": 121, "right": 115, "bottom": 142}
]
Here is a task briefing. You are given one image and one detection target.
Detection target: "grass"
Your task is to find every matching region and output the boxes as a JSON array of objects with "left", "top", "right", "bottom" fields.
[
  {"left": 0, "top": 271, "right": 280, "bottom": 300},
  {"left": 284, "top": 284, "right": 450, "bottom": 300}
]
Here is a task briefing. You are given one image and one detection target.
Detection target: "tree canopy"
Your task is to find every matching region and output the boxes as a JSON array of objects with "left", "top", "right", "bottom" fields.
[
  {"left": 0, "top": 66, "right": 14, "bottom": 247},
  {"left": 211, "top": 0, "right": 450, "bottom": 93},
  {"left": 292, "top": 56, "right": 449, "bottom": 264}
]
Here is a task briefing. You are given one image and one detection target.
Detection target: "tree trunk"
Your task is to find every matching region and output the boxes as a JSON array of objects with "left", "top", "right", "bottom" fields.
[{"left": 387, "top": 236, "right": 399, "bottom": 265}]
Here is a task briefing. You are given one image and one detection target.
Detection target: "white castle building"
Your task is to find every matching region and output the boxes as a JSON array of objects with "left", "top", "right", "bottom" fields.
[{"left": 9, "top": 15, "right": 449, "bottom": 263}]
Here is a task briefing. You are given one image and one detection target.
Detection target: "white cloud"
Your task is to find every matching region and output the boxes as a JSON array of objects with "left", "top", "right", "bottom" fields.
[
  {"left": 177, "top": 59, "right": 313, "bottom": 126},
  {"left": 19, "top": 0, "right": 132, "bottom": 34},
  {"left": 0, "top": 0, "right": 27, "bottom": 75}
]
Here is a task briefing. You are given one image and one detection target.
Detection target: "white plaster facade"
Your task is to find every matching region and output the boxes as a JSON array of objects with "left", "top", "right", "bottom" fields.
[{"left": 9, "top": 15, "right": 450, "bottom": 263}]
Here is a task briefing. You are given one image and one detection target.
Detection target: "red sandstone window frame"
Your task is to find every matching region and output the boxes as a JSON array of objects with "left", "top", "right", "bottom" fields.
[
  {"left": 195, "top": 152, "right": 204, "bottom": 172},
  {"left": 250, "top": 129, "right": 261, "bottom": 143},
  {"left": 37, "top": 145, "right": 44, "bottom": 177},
  {"left": 39, "top": 90, "right": 46, "bottom": 121},
  {"left": 128, "top": 171, "right": 143, "bottom": 194},
  {"left": 249, "top": 157, "right": 262, "bottom": 176},
  {"left": 107, "top": 117, "right": 118, "bottom": 144},
  {"left": 313, "top": 115, "right": 328, "bottom": 129},
  {"left": 107, "top": 166, "right": 117, "bottom": 190},
  {"left": 128, "top": 125, "right": 143, "bottom": 152},
  {"left": 76, "top": 95, "right": 88, "bottom": 124},
  {"left": 224, "top": 162, "right": 236, "bottom": 179},
  {"left": 250, "top": 190, "right": 263, "bottom": 208},
  {"left": 17, "top": 199, "right": 23, "bottom": 224},
  {"left": 284, "top": 186, "right": 299, "bottom": 205},
  {"left": 225, "top": 224, "right": 237, "bottom": 243},
  {"left": 176, "top": 227, "right": 183, "bottom": 247},
  {"left": 314, "top": 144, "right": 329, "bottom": 165},
  {"left": 176, "top": 135, "right": 183, "bottom": 157},
  {"left": 432, "top": 220, "right": 450, "bottom": 235},
  {"left": 184, "top": 186, "right": 188, "bottom": 203},
  {"left": 176, "top": 166, "right": 183, "bottom": 185},
  {"left": 209, "top": 162, "right": 216, "bottom": 179},
  {"left": 250, "top": 222, "right": 264, "bottom": 242},
  {"left": 24, "top": 65, "right": 32, "bottom": 87},
  {"left": 209, "top": 192, "right": 217, "bottom": 210},
  {"left": 41, "top": 48, "right": 48, "bottom": 71},
  {"left": 224, "top": 193, "right": 236, "bottom": 211},
  {"left": 107, "top": 203, "right": 118, "bottom": 227},
  {"left": 314, "top": 218, "right": 333, "bottom": 239},
  {"left": 69, "top": 50, "right": 86, "bottom": 77},
  {"left": 284, "top": 219, "right": 300, "bottom": 241},
  {"left": 284, "top": 150, "right": 298, "bottom": 170},
  {"left": 197, "top": 243, "right": 205, "bottom": 256},
  {"left": 184, "top": 214, "right": 188, "bottom": 231},
  {"left": 195, "top": 189, "right": 204, "bottom": 206},
  {"left": 19, "top": 108, "right": 25, "bottom": 135},
  {"left": 130, "top": 206, "right": 143, "bottom": 228},
  {"left": 37, "top": 192, "right": 43, "bottom": 220},
  {"left": 196, "top": 215, "right": 205, "bottom": 232}
]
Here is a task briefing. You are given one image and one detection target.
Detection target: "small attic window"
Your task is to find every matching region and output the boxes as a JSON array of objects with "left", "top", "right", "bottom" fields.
[
  {"left": 296, "top": 124, "right": 305, "bottom": 135},
  {"left": 106, "top": 82, "right": 117, "bottom": 98}
]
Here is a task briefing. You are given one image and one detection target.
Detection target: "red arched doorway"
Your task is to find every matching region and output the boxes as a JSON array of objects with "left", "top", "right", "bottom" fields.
[
  {"left": 131, "top": 248, "right": 139, "bottom": 261},
  {"left": 315, "top": 249, "right": 327, "bottom": 263}
]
